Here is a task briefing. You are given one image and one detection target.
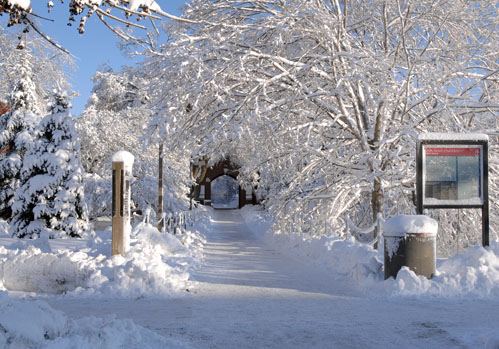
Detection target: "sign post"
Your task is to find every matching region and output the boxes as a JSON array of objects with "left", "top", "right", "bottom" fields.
[
  {"left": 112, "top": 151, "right": 134, "bottom": 256},
  {"left": 416, "top": 133, "right": 489, "bottom": 246}
]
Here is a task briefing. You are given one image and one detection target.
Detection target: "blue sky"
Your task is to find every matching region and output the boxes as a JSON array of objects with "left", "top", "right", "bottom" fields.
[{"left": 29, "top": 1, "right": 188, "bottom": 115}]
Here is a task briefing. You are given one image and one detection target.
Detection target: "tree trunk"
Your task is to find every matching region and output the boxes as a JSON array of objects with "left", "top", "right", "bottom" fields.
[{"left": 372, "top": 178, "right": 383, "bottom": 249}]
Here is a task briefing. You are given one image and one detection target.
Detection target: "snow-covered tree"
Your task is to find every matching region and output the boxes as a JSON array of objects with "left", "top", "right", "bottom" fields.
[
  {"left": 143, "top": 0, "right": 499, "bottom": 242},
  {"left": 0, "top": 27, "right": 73, "bottom": 104},
  {"left": 76, "top": 66, "right": 190, "bottom": 220},
  {"left": 0, "top": 28, "right": 74, "bottom": 222},
  {"left": 0, "top": 56, "right": 41, "bottom": 220},
  {"left": 10, "top": 91, "right": 89, "bottom": 238},
  {"left": 77, "top": 66, "right": 152, "bottom": 175}
]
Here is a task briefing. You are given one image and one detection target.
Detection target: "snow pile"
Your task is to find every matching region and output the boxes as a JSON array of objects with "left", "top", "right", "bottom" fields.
[
  {"left": 240, "top": 206, "right": 383, "bottom": 282},
  {"left": 241, "top": 206, "right": 499, "bottom": 298},
  {"left": 0, "top": 221, "right": 204, "bottom": 298},
  {"left": 0, "top": 292, "right": 188, "bottom": 348},
  {"left": 389, "top": 243, "right": 499, "bottom": 298}
]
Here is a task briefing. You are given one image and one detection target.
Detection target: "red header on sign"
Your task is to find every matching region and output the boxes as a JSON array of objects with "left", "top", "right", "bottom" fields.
[{"left": 425, "top": 147, "right": 480, "bottom": 156}]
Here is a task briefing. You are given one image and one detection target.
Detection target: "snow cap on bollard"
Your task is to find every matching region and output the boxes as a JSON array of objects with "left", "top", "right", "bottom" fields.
[
  {"left": 383, "top": 215, "right": 438, "bottom": 237},
  {"left": 111, "top": 151, "right": 134, "bottom": 170}
]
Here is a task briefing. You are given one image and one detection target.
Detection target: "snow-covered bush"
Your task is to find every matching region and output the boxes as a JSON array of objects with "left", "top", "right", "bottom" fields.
[
  {"left": 83, "top": 173, "right": 112, "bottom": 219},
  {"left": 10, "top": 92, "right": 89, "bottom": 238}
]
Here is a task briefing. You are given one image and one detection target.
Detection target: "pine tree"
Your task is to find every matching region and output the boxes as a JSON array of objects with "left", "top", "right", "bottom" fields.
[
  {"left": 0, "top": 58, "right": 41, "bottom": 220},
  {"left": 10, "top": 92, "right": 89, "bottom": 238}
]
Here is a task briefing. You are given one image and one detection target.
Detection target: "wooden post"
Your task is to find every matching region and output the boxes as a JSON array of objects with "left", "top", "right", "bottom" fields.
[
  {"left": 112, "top": 151, "right": 133, "bottom": 256},
  {"left": 158, "top": 143, "right": 164, "bottom": 232}
]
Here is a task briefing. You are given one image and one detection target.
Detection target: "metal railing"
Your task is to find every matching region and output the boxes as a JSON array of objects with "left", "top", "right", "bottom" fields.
[{"left": 152, "top": 209, "right": 204, "bottom": 234}]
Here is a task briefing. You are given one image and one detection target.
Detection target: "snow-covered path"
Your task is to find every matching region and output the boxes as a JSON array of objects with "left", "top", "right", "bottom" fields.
[
  {"left": 190, "top": 209, "right": 352, "bottom": 296},
  {"left": 48, "top": 209, "right": 499, "bottom": 348}
]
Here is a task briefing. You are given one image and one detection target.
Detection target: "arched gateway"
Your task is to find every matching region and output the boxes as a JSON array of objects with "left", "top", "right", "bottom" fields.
[{"left": 191, "top": 158, "right": 257, "bottom": 208}]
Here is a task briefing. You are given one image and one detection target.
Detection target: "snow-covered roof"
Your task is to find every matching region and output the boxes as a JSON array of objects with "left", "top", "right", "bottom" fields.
[
  {"left": 0, "top": 101, "right": 9, "bottom": 116},
  {"left": 418, "top": 132, "right": 489, "bottom": 142}
]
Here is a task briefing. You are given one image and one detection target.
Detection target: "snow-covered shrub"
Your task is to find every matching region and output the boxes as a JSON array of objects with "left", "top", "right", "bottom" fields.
[
  {"left": 0, "top": 220, "right": 8, "bottom": 236},
  {"left": 10, "top": 92, "right": 89, "bottom": 238},
  {"left": 83, "top": 173, "right": 112, "bottom": 219}
]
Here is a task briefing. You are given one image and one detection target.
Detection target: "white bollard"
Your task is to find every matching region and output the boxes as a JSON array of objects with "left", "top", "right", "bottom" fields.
[{"left": 111, "top": 151, "right": 134, "bottom": 256}]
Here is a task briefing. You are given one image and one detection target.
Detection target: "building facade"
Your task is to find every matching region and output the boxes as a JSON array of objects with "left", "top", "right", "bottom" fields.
[{"left": 191, "top": 158, "right": 258, "bottom": 208}]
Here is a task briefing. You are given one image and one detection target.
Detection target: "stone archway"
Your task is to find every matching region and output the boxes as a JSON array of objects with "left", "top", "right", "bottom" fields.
[{"left": 191, "top": 157, "right": 258, "bottom": 208}]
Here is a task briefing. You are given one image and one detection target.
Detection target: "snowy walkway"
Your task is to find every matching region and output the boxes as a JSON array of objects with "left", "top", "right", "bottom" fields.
[{"left": 49, "top": 209, "right": 499, "bottom": 348}]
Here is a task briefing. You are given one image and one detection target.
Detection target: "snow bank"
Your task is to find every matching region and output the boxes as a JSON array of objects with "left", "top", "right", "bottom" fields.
[
  {"left": 241, "top": 206, "right": 499, "bottom": 299},
  {"left": 0, "top": 292, "right": 188, "bottom": 348},
  {"left": 387, "top": 243, "right": 499, "bottom": 298},
  {"left": 0, "top": 220, "right": 204, "bottom": 298},
  {"left": 240, "top": 206, "right": 383, "bottom": 282}
]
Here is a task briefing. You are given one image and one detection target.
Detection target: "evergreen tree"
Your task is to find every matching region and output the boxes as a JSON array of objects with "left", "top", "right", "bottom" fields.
[
  {"left": 10, "top": 92, "right": 89, "bottom": 238},
  {"left": 0, "top": 58, "right": 41, "bottom": 220}
]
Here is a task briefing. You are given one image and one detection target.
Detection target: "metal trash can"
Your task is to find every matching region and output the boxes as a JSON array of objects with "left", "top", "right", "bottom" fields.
[{"left": 383, "top": 215, "right": 437, "bottom": 280}]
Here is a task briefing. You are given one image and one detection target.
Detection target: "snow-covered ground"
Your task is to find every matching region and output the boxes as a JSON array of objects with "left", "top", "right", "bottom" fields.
[{"left": 1, "top": 207, "right": 499, "bottom": 348}]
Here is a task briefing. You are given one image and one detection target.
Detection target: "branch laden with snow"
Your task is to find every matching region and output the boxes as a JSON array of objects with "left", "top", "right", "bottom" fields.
[
  {"left": 140, "top": 0, "right": 499, "bottom": 247},
  {"left": 0, "top": 0, "right": 193, "bottom": 49}
]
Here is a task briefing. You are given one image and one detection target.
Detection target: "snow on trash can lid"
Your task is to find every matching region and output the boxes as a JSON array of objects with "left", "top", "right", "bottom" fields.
[{"left": 383, "top": 215, "right": 438, "bottom": 237}]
